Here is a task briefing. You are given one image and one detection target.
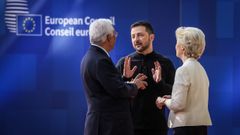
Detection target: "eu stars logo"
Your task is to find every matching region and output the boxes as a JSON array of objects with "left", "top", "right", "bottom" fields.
[
  {"left": 23, "top": 17, "right": 36, "bottom": 33},
  {"left": 17, "top": 14, "right": 42, "bottom": 36}
]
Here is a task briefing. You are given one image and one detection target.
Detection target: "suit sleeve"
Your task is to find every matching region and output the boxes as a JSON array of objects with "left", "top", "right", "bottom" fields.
[
  {"left": 165, "top": 67, "right": 190, "bottom": 112},
  {"left": 96, "top": 58, "right": 138, "bottom": 98}
]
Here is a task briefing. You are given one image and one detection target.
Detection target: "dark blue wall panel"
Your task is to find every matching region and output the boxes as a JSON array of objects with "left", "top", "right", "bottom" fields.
[{"left": 0, "top": 0, "right": 239, "bottom": 135}]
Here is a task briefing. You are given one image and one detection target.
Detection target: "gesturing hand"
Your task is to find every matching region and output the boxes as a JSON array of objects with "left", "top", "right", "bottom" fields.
[
  {"left": 151, "top": 61, "right": 162, "bottom": 83},
  {"left": 123, "top": 56, "right": 137, "bottom": 78},
  {"left": 132, "top": 73, "right": 148, "bottom": 90}
]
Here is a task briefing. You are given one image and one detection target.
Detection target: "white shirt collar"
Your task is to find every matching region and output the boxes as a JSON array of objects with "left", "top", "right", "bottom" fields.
[{"left": 91, "top": 44, "right": 110, "bottom": 57}]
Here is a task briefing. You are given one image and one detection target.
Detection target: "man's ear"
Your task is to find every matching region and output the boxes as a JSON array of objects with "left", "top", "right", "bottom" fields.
[
  {"left": 150, "top": 34, "right": 155, "bottom": 41},
  {"left": 106, "top": 34, "right": 112, "bottom": 42}
]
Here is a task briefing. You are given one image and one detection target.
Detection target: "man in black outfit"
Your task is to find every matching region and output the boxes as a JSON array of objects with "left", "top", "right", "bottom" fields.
[{"left": 116, "top": 21, "right": 175, "bottom": 135}]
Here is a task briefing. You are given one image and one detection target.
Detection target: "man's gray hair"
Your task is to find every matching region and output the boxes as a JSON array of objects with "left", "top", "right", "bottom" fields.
[{"left": 89, "top": 18, "right": 114, "bottom": 45}]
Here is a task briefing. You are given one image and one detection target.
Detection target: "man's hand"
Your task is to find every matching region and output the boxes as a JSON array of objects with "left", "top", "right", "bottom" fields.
[
  {"left": 131, "top": 73, "right": 148, "bottom": 90},
  {"left": 151, "top": 61, "right": 162, "bottom": 83},
  {"left": 123, "top": 56, "right": 137, "bottom": 78}
]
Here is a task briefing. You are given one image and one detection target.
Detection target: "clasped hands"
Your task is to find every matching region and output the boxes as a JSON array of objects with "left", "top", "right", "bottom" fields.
[{"left": 155, "top": 95, "right": 171, "bottom": 109}]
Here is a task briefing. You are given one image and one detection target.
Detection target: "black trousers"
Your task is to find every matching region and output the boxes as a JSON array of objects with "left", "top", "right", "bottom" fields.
[
  {"left": 134, "top": 129, "right": 167, "bottom": 135},
  {"left": 173, "top": 126, "right": 207, "bottom": 135}
]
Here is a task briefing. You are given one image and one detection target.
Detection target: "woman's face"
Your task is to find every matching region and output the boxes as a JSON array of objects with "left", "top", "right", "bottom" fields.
[{"left": 175, "top": 42, "right": 183, "bottom": 58}]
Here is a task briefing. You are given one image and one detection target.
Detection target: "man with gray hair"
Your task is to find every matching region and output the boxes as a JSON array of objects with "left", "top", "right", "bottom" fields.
[{"left": 81, "top": 18, "right": 148, "bottom": 135}]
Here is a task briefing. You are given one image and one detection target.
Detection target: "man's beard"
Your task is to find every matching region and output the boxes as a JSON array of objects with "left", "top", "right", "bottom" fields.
[{"left": 135, "top": 41, "right": 150, "bottom": 53}]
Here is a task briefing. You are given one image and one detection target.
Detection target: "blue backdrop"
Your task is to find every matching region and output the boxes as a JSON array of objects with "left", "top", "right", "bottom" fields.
[{"left": 0, "top": 0, "right": 240, "bottom": 135}]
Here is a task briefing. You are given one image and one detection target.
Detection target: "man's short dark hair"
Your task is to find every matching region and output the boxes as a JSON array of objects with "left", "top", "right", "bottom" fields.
[{"left": 131, "top": 21, "right": 154, "bottom": 34}]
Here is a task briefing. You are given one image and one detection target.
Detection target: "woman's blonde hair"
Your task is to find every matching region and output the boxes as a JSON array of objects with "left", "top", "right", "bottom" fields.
[{"left": 175, "top": 27, "right": 206, "bottom": 59}]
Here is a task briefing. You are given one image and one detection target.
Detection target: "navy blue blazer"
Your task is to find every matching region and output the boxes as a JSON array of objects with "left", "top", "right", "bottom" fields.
[{"left": 81, "top": 45, "right": 138, "bottom": 135}]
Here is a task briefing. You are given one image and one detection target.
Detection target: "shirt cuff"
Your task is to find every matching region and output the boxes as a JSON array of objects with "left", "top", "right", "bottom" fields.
[
  {"left": 165, "top": 99, "right": 171, "bottom": 108},
  {"left": 122, "top": 75, "right": 131, "bottom": 81}
]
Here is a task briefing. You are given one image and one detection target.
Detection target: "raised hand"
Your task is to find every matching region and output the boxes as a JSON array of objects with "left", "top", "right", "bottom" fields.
[
  {"left": 123, "top": 56, "right": 137, "bottom": 78},
  {"left": 151, "top": 61, "right": 162, "bottom": 83}
]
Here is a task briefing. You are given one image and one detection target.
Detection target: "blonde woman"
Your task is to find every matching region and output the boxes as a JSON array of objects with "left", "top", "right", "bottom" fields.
[{"left": 156, "top": 27, "right": 212, "bottom": 135}]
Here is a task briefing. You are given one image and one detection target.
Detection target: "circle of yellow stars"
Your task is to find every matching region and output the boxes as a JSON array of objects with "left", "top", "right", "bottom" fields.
[{"left": 22, "top": 17, "right": 36, "bottom": 33}]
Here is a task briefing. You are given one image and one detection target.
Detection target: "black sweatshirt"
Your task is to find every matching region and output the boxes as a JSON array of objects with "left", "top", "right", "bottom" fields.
[{"left": 116, "top": 51, "right": 175, "bottom": 131}]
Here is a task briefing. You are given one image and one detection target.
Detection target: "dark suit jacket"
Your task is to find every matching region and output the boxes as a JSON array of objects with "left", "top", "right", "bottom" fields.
[{"left": 81, "top": 45, "right": 138, "bottom": 135}]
